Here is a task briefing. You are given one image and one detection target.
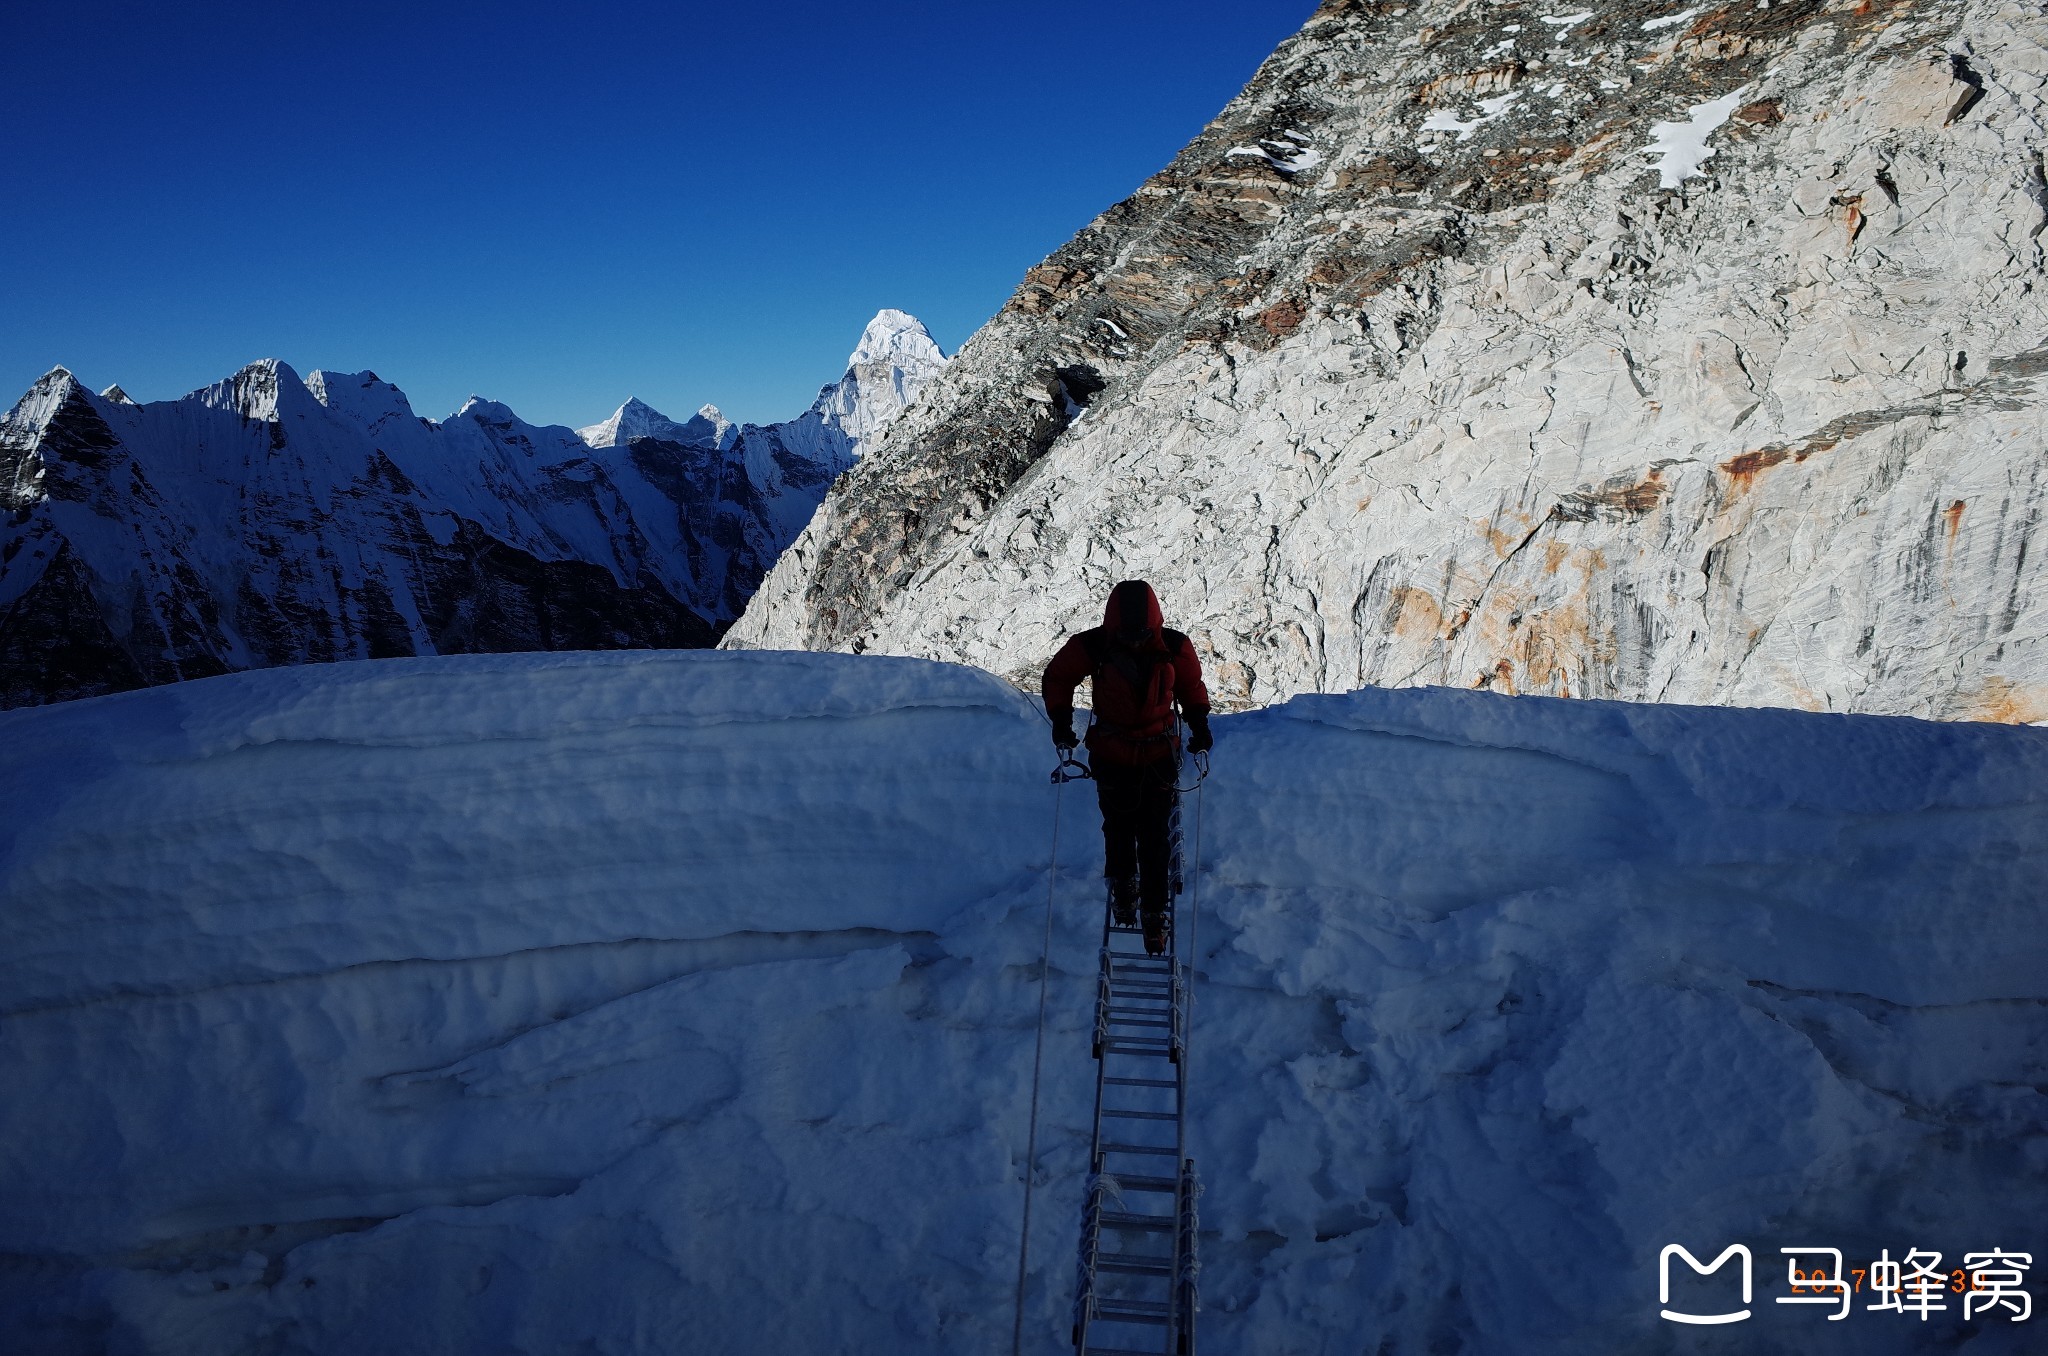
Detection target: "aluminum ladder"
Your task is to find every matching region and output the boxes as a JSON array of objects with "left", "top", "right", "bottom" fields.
[{"left": 1071, "top": 779, "right": 1199, "bottom": 1355}]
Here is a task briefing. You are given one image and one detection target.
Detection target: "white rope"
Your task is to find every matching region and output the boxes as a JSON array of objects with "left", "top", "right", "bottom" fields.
[{"left": 1010, "top": 770, "right": 1066, "bottom": 1356}]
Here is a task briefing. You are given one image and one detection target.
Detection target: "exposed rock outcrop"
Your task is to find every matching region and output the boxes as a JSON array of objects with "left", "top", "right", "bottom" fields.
[{"left": 727, "top": 0, "right": 2048, "bottom": 724}]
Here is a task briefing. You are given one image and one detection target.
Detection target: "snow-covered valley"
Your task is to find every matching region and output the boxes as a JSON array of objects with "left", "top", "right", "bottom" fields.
[{"left": 2, "top": 651, "right": 2043, "bottom": 1354}]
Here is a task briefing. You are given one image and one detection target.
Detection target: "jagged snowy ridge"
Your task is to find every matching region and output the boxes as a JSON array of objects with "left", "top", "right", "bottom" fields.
[{"left": 0, "top": 311, "right": 947, "bottom": 710}]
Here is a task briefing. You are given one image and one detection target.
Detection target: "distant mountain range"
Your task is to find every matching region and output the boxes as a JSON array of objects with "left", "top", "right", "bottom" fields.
[{"left": 0, "top": 310, "right": 946, "bottom": 709}]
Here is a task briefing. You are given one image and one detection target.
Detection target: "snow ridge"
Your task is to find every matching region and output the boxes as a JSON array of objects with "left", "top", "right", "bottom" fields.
[{"left": 0, "top": 651, "right": 2041, "bottom": 1354}]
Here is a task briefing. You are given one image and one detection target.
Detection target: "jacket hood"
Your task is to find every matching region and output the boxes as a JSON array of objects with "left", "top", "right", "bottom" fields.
[{"left": 1102, "top": 580, "right": 1165, "bottom": 641}]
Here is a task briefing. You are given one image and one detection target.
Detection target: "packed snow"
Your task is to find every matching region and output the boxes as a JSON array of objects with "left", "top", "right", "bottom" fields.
[
  {"left": 1420, "top": 92, "right": 1522, "bottom": 142},
  {"left": 1644, "top": 88, "right": 1747, "bottom": 188},
  {"left": 1226, "top": 139, "right": 1323, "bottom": 174},
  {"left": 1643, "top": 7, "right": 1700, "bottom": 31},
  {"left": 1, "top": 651, "right": 2044, "bottom": 1354}
]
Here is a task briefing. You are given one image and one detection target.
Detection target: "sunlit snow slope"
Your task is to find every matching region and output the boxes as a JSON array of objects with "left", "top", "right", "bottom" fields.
[{"left": 1, "top": 652, "right": 2045, "bottom": 1355}]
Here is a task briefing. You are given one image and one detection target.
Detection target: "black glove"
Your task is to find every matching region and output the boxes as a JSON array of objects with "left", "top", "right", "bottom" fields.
[
  {"left": 1186, "top": 711, "right": 1213, "bottom": 755},
  {"left": 1053, "top": 719, "right": 1077, "bottom": 752}
]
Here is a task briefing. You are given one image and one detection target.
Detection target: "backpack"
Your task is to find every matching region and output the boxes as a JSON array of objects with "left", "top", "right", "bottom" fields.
[{"left": 1081, "top": 627, "right": 1188, "bottom": 751}]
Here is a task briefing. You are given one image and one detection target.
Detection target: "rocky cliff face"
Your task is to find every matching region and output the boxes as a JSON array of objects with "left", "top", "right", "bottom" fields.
[
  {"left": 0, "top": 312, "right": 945, "bottom": 709},
  {"left": 726, "top": 0, "right": 2048, "bottom": 724}
]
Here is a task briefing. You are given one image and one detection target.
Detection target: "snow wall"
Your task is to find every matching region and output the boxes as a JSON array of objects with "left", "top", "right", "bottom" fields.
[{"left": 1, "top": 649, "right": 2044, "bottom": 1356}]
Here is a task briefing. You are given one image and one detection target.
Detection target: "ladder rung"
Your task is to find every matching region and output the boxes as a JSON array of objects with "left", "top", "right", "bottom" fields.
[
  {"left": 1086, "top": 1347, "right": 1174, "bottom": 1354},
  {"left": 1093, "top": 1296, "right": 1171, "bottom": 1317},
  {"left": 1105, "top": 1076, "right": 1177, "bottom": 1088},
  {"left": 1092, "top": 1309, "right": 1170, "bottom": 1325},
  {"left": 1107, "top": 1016, "right": 1171, "bottom": 1029},
  {"left": 1101, "top": 1141, "right": 1178, "bottom": 1156},
  {"left": 1106, "top": 1173, "right": 1177, "bottom": 1192},
  {"left": 1101, "top": 1041, "right": 1171, "bottom": 1055},
  {"left": 1096, "top": 1254, "right": 1173, "bottom": 1274},
  {"left": 1100, "top": 1211, "right": 1176, "bottom": 1230},
  {"left": 1103, "top": 1108, "right": 1178, "bottom": 1121}
]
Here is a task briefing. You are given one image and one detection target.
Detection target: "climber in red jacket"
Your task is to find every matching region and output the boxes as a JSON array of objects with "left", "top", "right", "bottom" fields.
[{"left": 1042, "top": 580, "right": 1212, "bottom": 955}]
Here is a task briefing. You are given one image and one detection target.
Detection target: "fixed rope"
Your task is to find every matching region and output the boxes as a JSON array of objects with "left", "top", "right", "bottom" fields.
[{"left": 1014, "top": 738, "right": 1093, "bottom": 1356}]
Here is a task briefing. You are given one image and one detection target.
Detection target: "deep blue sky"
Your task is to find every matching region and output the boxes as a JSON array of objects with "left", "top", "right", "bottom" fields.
[{"left": 3, "top": 2, "right": 1317, "bottom": 429}]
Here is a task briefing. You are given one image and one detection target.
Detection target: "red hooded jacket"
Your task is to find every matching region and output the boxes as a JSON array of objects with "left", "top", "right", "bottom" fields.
[{"left": 1042, "top": 580, "right": 1210, "bottom": 766}]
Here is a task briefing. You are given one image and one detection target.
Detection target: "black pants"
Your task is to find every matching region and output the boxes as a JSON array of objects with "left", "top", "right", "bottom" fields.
[{"left": 1095, "top": 756, "right": 1178, "bottom": 920}]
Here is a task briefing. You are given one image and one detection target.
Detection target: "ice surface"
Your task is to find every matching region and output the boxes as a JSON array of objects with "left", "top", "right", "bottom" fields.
[{"left": 1, "top": 653, "right": 2044, "bottom": 1354}]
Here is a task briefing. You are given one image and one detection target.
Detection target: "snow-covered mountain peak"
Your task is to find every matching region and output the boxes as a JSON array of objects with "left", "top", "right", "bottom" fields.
[
  {"left": 2, "top": 311, "right": 946, "bottom": 708},
  {"left": 849, "top": 308, "right": 944, "bottom": 369},
  {"left": 579, "top": 397, "right": 689, "bottom": 450},
  {"left": 99, "top": 384, "right": 135, "bottom": 405},
  {"left": 683, "top": 403, "right": 738, "bottom": 452},
  {"left": 806, "top": 308, "right": 949, "bottom": 447},
  {"left": 454, "top": 395, "right": 517, "bottom": 424},
  {"left": 3, "top": 367, "right": 102, "bottom": 448},
  {"left": 198, "top": 359, "right": 309, "bottom": 424},
  {"left": 578, "top": 397, "right": 738, "bottom": 453},
  {"left": 306, "top": 369, "right": 426, "bottom": 441},
  {"left": 18, "top": 366, "right": 83, "bottom": 411}
]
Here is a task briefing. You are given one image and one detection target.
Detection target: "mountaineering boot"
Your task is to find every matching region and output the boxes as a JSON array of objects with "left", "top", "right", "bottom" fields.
[
  {"left": 1110, "top": 874, "right": 1139, "bottom": 927},
  {"left": 1142, "top": 910, "right": 1168, "bottom": 956}
]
